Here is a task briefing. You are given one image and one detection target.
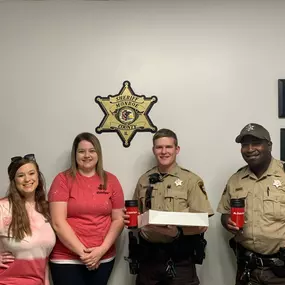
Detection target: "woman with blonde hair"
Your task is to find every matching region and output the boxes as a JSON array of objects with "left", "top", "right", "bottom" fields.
[
  {"left": 48, "top": 132, "right": 124, "bottom": 285},
  {"left": 0, "top": 154, "right": 56, "bottom": 285}
]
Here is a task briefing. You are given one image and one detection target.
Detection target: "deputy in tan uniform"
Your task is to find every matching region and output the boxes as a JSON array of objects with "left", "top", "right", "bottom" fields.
[
  {"left": 129, "top": 128, "right": 214, "bottom": 285},
  {"left": 217, "top": 123, "right": 285, "bottom": 285}
]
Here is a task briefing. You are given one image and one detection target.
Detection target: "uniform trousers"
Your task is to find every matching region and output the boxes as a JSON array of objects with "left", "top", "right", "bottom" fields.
[
  {"left": 136, "top": 257, "right": 199, "bottom": 285},
  {"left": 236, "top": 265, "right": 285, "bottom": 285}
]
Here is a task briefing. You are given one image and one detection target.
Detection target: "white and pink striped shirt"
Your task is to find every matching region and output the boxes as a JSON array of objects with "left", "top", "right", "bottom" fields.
[{"left": 0, "top": 199, "right": 56, "bottom": 285}]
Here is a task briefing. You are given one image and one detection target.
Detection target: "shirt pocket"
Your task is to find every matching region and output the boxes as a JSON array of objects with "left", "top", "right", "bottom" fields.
[
  {"left": 263, "top": 186, "right": 285, "bottom": 221},
  {"left": 164, "top": 190, "right": 188, "bottom": 212},
  {"left": 231, "top": 188, "right": 249, "bottom": 200}
]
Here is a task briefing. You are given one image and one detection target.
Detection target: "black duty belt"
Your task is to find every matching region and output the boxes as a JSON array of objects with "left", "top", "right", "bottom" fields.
[{"left": 238, "top": 249, "right": 284, "bottom": 268}]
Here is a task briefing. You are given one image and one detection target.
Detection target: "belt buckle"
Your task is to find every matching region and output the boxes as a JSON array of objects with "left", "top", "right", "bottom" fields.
[{"left": 255, "top": 257, "right": 264, "bottom": 267}]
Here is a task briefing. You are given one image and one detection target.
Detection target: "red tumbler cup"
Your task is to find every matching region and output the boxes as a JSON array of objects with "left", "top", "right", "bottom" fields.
[
  {"left": 230, "top": 198, "right": 245, "bottom": 228},
  {"left": 125, "top": 200, "right": 139, "bottom": 229}
]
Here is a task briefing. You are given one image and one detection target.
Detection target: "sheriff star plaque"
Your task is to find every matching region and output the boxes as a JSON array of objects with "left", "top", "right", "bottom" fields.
[{"left": 95, "top": 81, "right": 158, "bottom": 147}]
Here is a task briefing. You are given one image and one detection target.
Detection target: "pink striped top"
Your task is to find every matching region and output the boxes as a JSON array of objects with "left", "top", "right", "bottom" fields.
[{"left": 0, "top": 199, "right": 56, "bottom": 285}]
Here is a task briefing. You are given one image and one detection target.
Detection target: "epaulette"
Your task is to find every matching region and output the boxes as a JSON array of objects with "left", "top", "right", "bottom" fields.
[
  {"left": 180, "top": 167, "right": 190, "bottom": 173},
  {"left": 237, "top": 165, "right": 247, "bottom": 173},
  {"left": 275, "top": 160, "right": 285, "bottom": 171},
  {"left": 144, "top": 166, "right": 156, "bottom": 174}
]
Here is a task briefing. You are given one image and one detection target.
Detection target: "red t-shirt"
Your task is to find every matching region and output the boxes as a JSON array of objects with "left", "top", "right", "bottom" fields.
[{"left": 48, "top": 171, "right": 124, "bottom": 261}]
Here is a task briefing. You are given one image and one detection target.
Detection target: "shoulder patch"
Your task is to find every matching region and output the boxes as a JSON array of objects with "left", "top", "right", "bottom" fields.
[{"left": 198, "top": 181, "right": 208, "bottom": 200}]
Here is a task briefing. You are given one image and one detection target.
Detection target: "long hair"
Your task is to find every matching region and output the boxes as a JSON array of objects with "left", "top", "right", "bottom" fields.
[
  {"left": 69, "top": 132, "right": 107, "bottom": 189},
  {"left": 7, "top": 159, "right": 49, "bottom": 241}
]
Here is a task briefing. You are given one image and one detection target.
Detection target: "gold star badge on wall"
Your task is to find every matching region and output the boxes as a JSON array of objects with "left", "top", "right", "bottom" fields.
[{"left": 95, "top": 81, "right": 158, "bottom": 147}]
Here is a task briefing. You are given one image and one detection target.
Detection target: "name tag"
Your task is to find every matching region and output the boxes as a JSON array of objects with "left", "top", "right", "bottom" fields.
[{"left": 235, "top": 187, "right": 243, "bottom": 191}]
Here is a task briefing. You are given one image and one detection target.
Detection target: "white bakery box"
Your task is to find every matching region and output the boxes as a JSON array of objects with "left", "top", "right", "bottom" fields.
[{"left": 138, "top": 210, "right": 209, "bottom": 228}]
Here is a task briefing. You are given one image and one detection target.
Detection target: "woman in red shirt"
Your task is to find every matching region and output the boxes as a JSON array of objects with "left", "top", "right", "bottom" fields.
[{"left": 48, "top": 132, "right": 124, "bottom": 285}]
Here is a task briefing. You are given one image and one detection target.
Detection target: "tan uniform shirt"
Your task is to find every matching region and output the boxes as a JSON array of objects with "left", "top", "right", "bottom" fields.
[
  {"left": 134, "top": 163, "right": 214, "bottom": 243},
  {"left": 217, "top": 158, "right": 285, "bottom": 254}
]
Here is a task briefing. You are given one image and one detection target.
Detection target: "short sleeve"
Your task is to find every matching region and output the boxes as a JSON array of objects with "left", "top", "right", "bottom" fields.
[
  {"left": 188, "top": 178, "right": 214, "bottom": 216},
  {"left": 0, "top": 202, "right": 5, "bottom": 236},
  {"left": 48, "top": 172, "right": 70, "bottom": 202},
  {"left": 109, "top": 174, "right": 124, "bottom": 209},
  {"left": 217, "top": 184, "right": 231, "bottom": 214},
  {"left": 0, "top": 203, "right": 4, "bottom": 250},
  {"left": 0, "top": 199, "right": 11, "bottom": 238}
]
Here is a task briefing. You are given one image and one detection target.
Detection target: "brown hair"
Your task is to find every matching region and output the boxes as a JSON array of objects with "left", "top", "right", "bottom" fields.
[
  {"left": 7, "top": 159, "right": 49, "bottom": 241},
  {"left": 69, "top": 132, "right": 107, "bottom": 189},
  {"left": 152, "top": 128, "right": 178, "bottom": 147}
]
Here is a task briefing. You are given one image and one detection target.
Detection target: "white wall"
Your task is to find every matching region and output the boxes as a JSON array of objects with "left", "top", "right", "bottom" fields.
[{"left": 1, "top": 0, "right": 285, "bottom": 284}]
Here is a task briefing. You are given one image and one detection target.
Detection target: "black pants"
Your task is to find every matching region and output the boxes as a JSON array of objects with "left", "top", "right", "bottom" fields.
[
  {"left": 49, "top": 260, "right": 115, "bottom": 285},
  {"left": 236, "top": 265, "right": 285, "bottom": 285},
  {"left": 136, "top": 258, "right": 199, "bottom": 285}
]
